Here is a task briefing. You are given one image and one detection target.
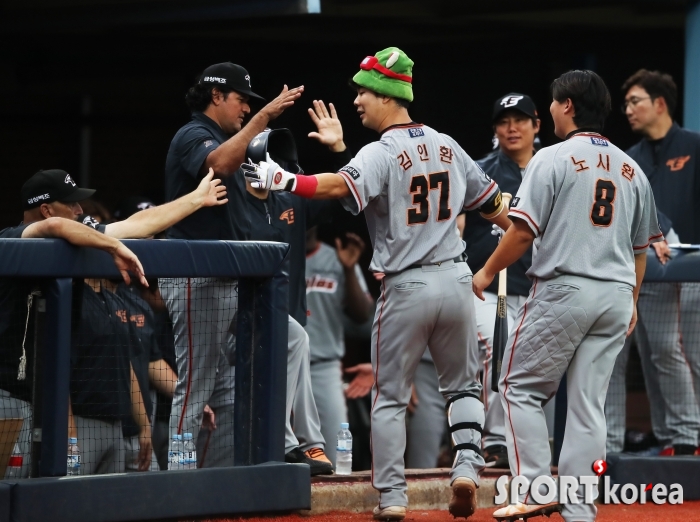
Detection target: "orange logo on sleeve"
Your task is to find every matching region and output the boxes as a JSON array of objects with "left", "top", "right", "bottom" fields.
[
  {"left": 279, "top": 209, "right": 295, "bottom": 224},
  {"left": 666, "top": 156, "right": 691, "bottom": 171}
]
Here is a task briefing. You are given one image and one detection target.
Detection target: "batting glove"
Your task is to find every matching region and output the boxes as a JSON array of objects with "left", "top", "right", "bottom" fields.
[
  {"left": 491, "top": 224, "right": 505, "bottom": 240},
  {"left": 241, "top": 160, "right": 297, "bottom": 192}
]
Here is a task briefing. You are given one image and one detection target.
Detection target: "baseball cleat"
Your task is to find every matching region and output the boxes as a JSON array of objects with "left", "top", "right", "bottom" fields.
[
  {"left": 284, "top": 447, "right": 333, "bottom": 476},
  {"left": 449, "top": 477, "right": 477, "bottom": 518},
  {"left": 483, "top": 444, "right": 510, "bottom": 469},
  {"left": 372, "top": 505, "right": 406, "bottom": 520},
  {"left": 492, "top": 502, "right": 561, "bottom": 521}
]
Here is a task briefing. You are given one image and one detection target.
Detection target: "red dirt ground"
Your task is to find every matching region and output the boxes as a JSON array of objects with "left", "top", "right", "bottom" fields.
[{"left": 210, "top": 500, "right": 700, "bottom": 522}]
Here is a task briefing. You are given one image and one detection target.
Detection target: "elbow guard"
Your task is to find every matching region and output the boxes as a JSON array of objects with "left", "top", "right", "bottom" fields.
[{"left": 478, "top": 190, "right": 505, "bottom": 219}]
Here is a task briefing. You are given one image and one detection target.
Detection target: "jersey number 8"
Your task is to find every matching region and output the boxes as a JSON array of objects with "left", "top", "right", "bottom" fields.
[
  {"left": 407, "top": 171, "right": 451, "bottom": 225},
  {"left": 590, "top": 178, "right": 616, "bottom": 227}
]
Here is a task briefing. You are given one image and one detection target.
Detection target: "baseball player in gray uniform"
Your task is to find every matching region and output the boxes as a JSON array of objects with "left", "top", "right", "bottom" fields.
[
  {"left": 243, "top": 47, "right": 512, "bottom": 520},
  {"left": 304, "top": 227, "right": 373, "bottom": 466},
  {"left": 473, "top": 70, "right": 662, "bottom": 522}
]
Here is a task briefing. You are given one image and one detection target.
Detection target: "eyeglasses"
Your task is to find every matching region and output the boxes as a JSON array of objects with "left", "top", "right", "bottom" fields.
[{"left": 620, "top": 96, "right": 651, "bottom": 113}]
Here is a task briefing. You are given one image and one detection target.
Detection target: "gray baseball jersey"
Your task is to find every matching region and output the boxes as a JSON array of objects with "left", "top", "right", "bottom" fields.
[
  {"left": 338, "top": 123, "right": 498, "bottom": 273},
  {"left": 511, "top": 132, "right": 662, "bottom": 285},
  {"left": 336, "top": 122, "right": 495, "bottom": 509},
  {"left": 305, "top": 242, "right": 369, "bottom": 363}
]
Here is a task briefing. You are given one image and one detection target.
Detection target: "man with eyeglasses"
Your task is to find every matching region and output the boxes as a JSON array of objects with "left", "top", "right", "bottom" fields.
[{"left": 610, "top": 69, "right": 700, "bottom": 456}]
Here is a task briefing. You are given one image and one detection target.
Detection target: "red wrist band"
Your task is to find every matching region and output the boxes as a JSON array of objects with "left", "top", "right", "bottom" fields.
[{"left": 292, "top": 175, "right": 318, "bottom": 198}]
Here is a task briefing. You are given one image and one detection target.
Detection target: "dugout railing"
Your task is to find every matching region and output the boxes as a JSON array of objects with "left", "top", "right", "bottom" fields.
[
  {"left": 0, "top": 239, "right": 310, "bottom": 522},
  {"left": 552, "top": 246, "right": 700, "bottom": 500}
]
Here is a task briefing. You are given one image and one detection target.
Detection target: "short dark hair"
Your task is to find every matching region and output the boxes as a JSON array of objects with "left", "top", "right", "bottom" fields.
[
  {"left": 185, "top": 81, "right": 233, "bottom": 112},
  {"left": 550, "top": 70, "right": 611, "bottom": 131},
  {"left": 348, "top": 80, "right": 410, "bottom": 108},
  {"left": 622, "top": 69, "right": 677, "bottom": 116}
]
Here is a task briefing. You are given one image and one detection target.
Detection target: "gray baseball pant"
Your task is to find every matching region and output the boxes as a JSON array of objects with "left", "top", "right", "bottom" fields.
[
  {"left": 288, "top": 316, "right": 325, "bottom": 454},
  {"left": 500, "top": 275, "right": 632, "bottom": 522},
  {"left": 307, "top": 360, "right": 347, "bottom": 466},
  {"left": 371, "top": 260, "right": 485, "bottom": 509},
  {"left": 74, "top": 416, "right": 124, "bottom": 475},
  {"left": 406, "top": 355, "right": 446, "bottom": 469},
  {"left": 606, "top": 283, "right": 700, "bottom": 450},
  {"left": 160, "top": 277, "right": 238, "bottom": 448}
]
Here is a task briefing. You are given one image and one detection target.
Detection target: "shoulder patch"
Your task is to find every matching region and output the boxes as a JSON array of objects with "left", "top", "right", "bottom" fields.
[
  {"left": 340, "top": 166, "right": 361, "bottom": 180},
  {"left": 408, "top": 127, "right": 425, "bottom": 138},
  {"left": 81, "top": 215, "right": 101, "bottom": 229},
  {"left": 510, "top": 197, "right": 520, "bottom": 208},
  {"left": 590, "top": 137, "right": 608, "bottom": 147}
]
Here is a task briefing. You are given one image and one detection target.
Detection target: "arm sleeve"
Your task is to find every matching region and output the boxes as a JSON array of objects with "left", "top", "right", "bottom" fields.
[
  {"left": 337, "top": 142, "right": 391, "bottom": 215},
  {"left": 179, "top": 127, "right": 221, "bottom": 179},
  {"left": 461, "top": 156, "right": 499, "bottom": 212},
  {"left": 507, "top": 149, "right": 557, "bottom": 237},
  {"left": 633, "top": 182, "right": 664, "bottom": 251}
]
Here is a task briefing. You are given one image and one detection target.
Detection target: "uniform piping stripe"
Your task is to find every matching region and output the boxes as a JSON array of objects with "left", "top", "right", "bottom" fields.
[
  {"left": 478, "top": 333, "right": 492, "bottom": 410},
  {"left": 633, "top": 233, "right": 665, "bottom": 250},
  {"left": 200, "top": 430, "right": 212, "bottom": 467},
  {"left": 503, "top": 278, "right": 538, "bottom": 477},
  {"left": 509, "top": 209, "right": 540, "bottom": 235},
  {"left": 178, "top": 278, "right": 194, "bottom": 435},
  {"left": 464, "top": 180, "right": 497, "bottom": 211},
  {"left": 370, "top": 278, "right": 387, "bottom": 488},
  {"left": 338, "top": 171, "right": 363, "bottom": 211}
]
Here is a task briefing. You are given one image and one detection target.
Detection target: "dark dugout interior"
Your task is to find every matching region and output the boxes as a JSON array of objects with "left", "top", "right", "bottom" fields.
[{"left": 0, "top": 0, "right": 687, "bottom": 230}]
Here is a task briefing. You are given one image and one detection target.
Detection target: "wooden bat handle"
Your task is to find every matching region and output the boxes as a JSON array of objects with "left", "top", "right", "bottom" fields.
[{"left": 497, "top": 193, "right": 512, "bottom": 298}]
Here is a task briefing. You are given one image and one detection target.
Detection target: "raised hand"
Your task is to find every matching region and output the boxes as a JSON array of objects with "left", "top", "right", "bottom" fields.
[
  {"left": 335, "top": 233, "right": 365, "bottom": 269},
  {"left": 308, "top": 100, "right": 346, "bottom": 152},
  {"left": 195, "top": 168, "right": 228, "bottom": 207},
  {"left": 260, "top": 85, "right": 304, "bottom": 120}
]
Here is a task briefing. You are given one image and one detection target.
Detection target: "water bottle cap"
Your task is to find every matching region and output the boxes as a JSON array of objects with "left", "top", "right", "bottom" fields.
[
  {"left": 183, "top": 433, "right": 193, "bottom": 440},
  {"left": 69, "top": 437, "right": 78, "bottom": 444},
  {"left": 173, "top": 434, "right": 182, "bottom": 440},
  {"left": 340, "top": 423, "right": 349, "bottom": 429}
]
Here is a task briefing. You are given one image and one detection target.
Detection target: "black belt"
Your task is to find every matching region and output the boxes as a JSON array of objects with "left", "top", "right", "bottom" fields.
[{"left": 405, "top": 254, "right": 466, "bottom": 272}]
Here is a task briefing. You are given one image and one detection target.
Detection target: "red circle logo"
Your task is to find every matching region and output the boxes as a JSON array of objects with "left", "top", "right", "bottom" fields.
[
  {"left": 274, "top": 172, "right": 283, "bottom": 184},
  {"left": 592, "top": 459, "right": 607, "bottom": 476}
]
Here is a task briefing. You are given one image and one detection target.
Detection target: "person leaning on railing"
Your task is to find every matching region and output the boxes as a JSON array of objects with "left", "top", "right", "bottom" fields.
[{"left": 0, "top": 167, "right": 227, "bottom": 477}]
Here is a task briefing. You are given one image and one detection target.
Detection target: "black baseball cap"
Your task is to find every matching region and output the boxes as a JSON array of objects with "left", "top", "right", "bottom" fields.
[
  {"left": 199, "top": 62, "right": 265, "bottom": 101},
  {"left": 492, "top": 93, "right": 538, "bottom": 122},
  {"left": 21, "top": 169, "right": 95, "bottom": 210},
  {"left": 114, "top": 196, "right": 156, "bottom": 220}
]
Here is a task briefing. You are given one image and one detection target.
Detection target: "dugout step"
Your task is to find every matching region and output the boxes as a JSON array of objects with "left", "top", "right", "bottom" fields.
[
  {"left": 606, "top": 453, "right": 700, "bottom": 500},
  {"left": 2, "top": 462, "right": 310, "bottom": 522}
]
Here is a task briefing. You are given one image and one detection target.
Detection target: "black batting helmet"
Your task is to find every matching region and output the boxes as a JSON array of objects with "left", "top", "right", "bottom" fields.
[{"left": 246, "top": 128, "right": 303, "bottom": 174}]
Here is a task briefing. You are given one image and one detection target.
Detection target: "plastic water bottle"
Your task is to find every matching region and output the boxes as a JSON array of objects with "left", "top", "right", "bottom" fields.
[
  {"left": 7, "top": 443, "right": 23, "bottom": 478},
  {"left": 67, "top": 437, "right": 81, "bottom": 476},
  {"left": 168, "top": 434, "right": 184, "bottom": 470},
  {"left": 182, "top": 433, "right": 197, "bottom": 470},
  {"left": 336, "top": 422, "right": 353, "bottom": 475}
]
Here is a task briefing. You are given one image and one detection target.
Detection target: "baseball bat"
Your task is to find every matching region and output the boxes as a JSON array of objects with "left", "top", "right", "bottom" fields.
[{"left": 491, "top": 192, "right": 512, "bottom": 393}]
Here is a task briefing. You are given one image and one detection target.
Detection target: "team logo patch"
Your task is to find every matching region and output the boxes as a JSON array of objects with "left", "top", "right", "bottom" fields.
[
  {"left": 408, "top": 127, "right": 425, "bottom": 138},
  {"left": 510, "top": 197, "right": 520, "bottom": 208},
  {"left": 341, "top": 166, "right": 361, "bottom": 180},
  {"left": 666, "top": 155, "right": 691, "bottom": 171},
  {"left": 279, "top": 208, "right": 295, "bottom": 224},
  {"left": 590, "top": 137, "right": 609, "bottom": 147},
  {"left": 81, "top": 215, "right": 101, "bottom": 229},
  {"left": 204, "top": 140, "right": 214, "bottom": 148},
  {"left": 64, "top": 174, "right": 76, "bottom": 186},
  {"left": 274, "top": 172, "right": 283, "bottom": 184},
  {"left": 500, "top": 95, "right": 523, "bottom": 108}
]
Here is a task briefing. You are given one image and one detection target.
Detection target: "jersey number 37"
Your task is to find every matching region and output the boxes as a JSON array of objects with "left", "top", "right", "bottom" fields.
[{"left": 407, "top": 171, "right": 452, "bottom": 225}]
